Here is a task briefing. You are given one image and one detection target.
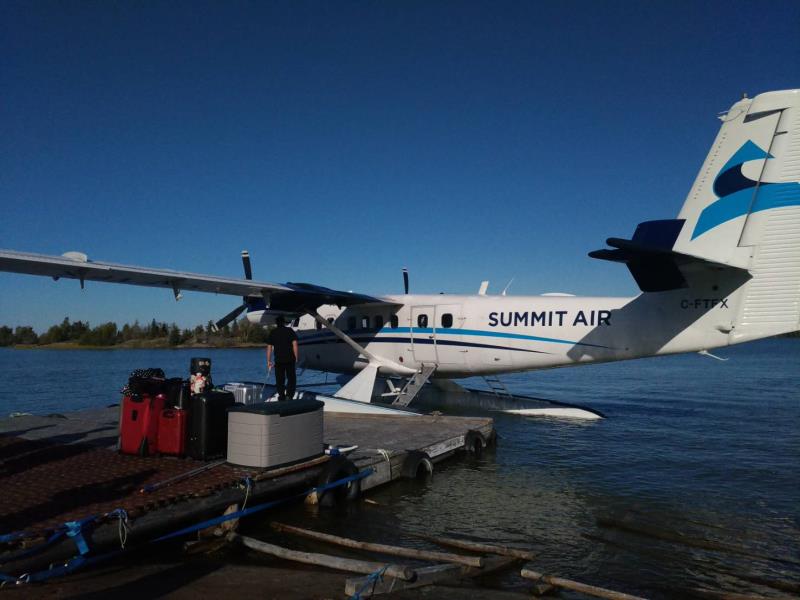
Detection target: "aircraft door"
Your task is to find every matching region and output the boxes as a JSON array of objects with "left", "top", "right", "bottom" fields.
[
  {"left": 410, "top": 306, "right": 437, "bottom": 363},
  {"left": 434, "top": 304, "right": 465, "bottom": 365}
]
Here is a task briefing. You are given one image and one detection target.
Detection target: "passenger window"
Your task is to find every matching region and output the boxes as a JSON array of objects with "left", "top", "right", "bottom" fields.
[
  {"left": 374, "top": 315, "right": 384, "bottom": 329},
  {"left": 441, "top": 313, "right": 453, "bottom": 328},
  {"left": 417, "top": 314, "right": 428, "bottom": 328},
  {"left": 347, "top": 316, "right": 356, "bottom": 331},
  {"left": 361, "top": 316, "right": 369, "bottom": 329},
  {"left": 390, "top": 315, "right": 399, "bottom": 329}
]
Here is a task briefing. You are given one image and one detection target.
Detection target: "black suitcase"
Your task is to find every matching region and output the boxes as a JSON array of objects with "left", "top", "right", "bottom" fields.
[
  {"left": 164, "top": 378, "right": 191, "bottom": 409},
  {"left": 186, "top": 390, "right": 235, "bottom": 460}
]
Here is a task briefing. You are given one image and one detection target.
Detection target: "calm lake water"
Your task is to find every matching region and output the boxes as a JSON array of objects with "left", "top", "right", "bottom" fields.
[{"left": 0, "top": 339, "right": 798, "bottom": 598}]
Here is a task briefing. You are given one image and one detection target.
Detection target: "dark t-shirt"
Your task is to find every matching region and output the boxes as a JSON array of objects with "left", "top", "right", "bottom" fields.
[{"left": 268, "top": 325, "right": 298, "bottom": 364}]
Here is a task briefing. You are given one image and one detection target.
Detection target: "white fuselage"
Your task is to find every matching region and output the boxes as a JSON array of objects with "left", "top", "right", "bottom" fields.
[{"left": 248, "top": 283, "right": 741, "bottom": 378}]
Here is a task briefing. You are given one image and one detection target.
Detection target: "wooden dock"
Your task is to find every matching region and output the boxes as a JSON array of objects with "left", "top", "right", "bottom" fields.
[{"left": 0, "top": 405, "right": 493, "bottom": 578}]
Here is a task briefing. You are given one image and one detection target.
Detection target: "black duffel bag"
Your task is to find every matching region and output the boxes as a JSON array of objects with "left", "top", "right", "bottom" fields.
[{"left": 122, "top": 368, "right": 167, "bottom": 398}]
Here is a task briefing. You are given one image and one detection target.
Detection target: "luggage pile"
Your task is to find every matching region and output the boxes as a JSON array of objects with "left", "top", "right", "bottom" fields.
[
  {"left": 119, "top": 357, "right": 235, "bottom": 460},
  {"left": 119, "top": 357, "right": 325, "bottom": 468}
]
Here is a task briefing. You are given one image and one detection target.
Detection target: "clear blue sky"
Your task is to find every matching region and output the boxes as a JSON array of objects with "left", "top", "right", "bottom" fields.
[{"left": 1, "top": 1, "right": 798, "bottom": 331}]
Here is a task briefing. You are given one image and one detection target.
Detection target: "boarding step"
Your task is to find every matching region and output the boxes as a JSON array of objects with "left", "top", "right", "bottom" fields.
[
  {"left": 391, "top": 365, "right": 437, "bottom": 407},
  {"left": 483, "top": 375, "right": 512, "bottom": 398}
]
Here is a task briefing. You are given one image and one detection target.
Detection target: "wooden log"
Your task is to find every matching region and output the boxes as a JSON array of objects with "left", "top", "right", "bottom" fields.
[
  {"left": 464, "top": 554, "right": 517, "bottom": 577},
  {"left": 229, "top": 533, "right": 416, "bottom": 582},
  {"left": 415, "top": 533, "right": 537, "bottom": 561},
  {"left": 345, "top": 563, "right": 463, "bottom": 598},
  {"left": 344, "top": 555, "right": 519, "bottom": 598},
  {"left": 520, "top": 567, "right": 646, "bottom": 600},
  {"left": 270, "top": 522, "right": 484, "bottom": 568}
]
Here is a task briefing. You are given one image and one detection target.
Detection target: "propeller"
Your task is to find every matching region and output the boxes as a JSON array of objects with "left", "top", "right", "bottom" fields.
[
  {"left": 214, "top": 250, "right": 254, "bottom": 330},
  {"left": 241, "top": 250, "right": 252, "bottom": 280},
  {"left": 402, "top": 267, "right": 409, "bottom": 294}
]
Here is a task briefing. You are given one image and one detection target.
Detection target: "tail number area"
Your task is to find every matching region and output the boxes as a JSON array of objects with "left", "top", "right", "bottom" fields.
[{"left": 680, "top": 298, "right": 729, "bottom": 309}]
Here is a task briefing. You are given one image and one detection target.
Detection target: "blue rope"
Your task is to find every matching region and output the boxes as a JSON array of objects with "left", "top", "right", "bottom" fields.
[
  {"left": 64, "top": 518, "right": 93, "bottom": 556},
  {"left": 154, "top": 468, "right": 372, "bottom": 542},
  {"left": 0, "top": 529, "right": 66, "bottom": 565},
  {"left": 0, "top": 509, "right": 126, "bottom": 567},
  {"left": 350, "top": 565, "right": 388, "bottom": 600},
  {"left": 0, "top": 532, "right": 28, "bottom": 544},
  {"left": 0, "top": 468, "right": 373, "bottom": 585}
]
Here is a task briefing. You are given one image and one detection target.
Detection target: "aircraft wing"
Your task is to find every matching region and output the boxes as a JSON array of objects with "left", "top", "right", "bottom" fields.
[{"left": 0, "top": 249, "right": 393, "bottom": 310}]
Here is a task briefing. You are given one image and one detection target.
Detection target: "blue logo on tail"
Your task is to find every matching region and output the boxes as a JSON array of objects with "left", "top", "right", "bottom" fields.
[{"left": 692, "top": 141, "right": 800, "bottom": 239}]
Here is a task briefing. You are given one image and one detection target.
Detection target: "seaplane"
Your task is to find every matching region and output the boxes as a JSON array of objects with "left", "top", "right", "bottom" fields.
[{"left": 2, "top": 89, "right": 799, "bottom": 419}]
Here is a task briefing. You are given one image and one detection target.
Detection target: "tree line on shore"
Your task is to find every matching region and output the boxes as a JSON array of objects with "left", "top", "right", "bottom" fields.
[
  {"left": 2, "top": 318, "right": 798, "bottom": 348},
  {"left": 0, "top": 317, "right": 270, "bottom": 347}
]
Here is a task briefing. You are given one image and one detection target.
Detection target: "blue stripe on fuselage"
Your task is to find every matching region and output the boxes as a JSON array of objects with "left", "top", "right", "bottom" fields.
[
  {"left": 298, "top": 327, "right": 610, "bottom": 349},
  {"left": 299, "top": 335, "right": 551, "bottom": 355}
]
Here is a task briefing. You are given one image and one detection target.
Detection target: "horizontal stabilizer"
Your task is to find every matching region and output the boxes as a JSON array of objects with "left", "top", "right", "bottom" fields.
[{"left": 590, "top": 219, "right": 747, "bottom": 292}]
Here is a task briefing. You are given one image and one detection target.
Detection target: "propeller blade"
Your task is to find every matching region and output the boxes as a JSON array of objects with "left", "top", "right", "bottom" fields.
[
  {"left": 215, "top": 303, "right": 247, "bottom": 330},
  {"left": 241, "top": 250, "right": 253, "bottom": 280},
  {"left": 402, "top": 267, "right": 409, "bottom": 294}
]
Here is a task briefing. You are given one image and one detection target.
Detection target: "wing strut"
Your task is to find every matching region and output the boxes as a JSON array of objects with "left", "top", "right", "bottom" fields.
[{"left": 305, "top": 309, "right": 416, "bottom": 403}]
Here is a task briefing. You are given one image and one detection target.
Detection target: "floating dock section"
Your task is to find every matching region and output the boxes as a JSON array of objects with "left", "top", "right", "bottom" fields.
[{"left": 0, "top": 406, "right": 493, "bottom": 579}]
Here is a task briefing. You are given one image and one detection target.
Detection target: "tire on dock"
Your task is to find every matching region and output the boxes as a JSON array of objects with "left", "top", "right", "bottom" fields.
[
  {"left": 464, "top": 429, "right": 488, "bottom": 456},
  {"left": 400, "top": 450, "right": 433, "bottom": 481},
  {"left": 316, "top": 456, "right": 361, "bottom": 507}
]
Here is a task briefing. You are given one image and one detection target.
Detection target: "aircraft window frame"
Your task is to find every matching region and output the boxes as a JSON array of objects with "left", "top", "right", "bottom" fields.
[
  {"left": 417, "top": 314, "right": 428, "bottom": 328},
  {"left": 390, "top": 315, "right": 399, "bottom": 329},
  {"left": 374, "top": 315, "right": 384, "bottom": 329},
  {"left": 441, "top": 313, "right": 453, "bottom": 328},
  {"left": 347, "top": 316, "right": 356, "bottom": 331},
  {"left": 360, "top": 316, "right": 370, "bottom": 330}
]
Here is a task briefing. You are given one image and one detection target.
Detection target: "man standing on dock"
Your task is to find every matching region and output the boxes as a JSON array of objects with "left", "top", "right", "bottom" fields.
[{"left": 266, "top": 316, "right": 299, "bottom": 401}]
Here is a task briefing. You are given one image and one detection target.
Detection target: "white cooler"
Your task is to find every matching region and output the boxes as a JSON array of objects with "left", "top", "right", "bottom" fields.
[
  {"left": 226, "top": 399, "right": 324, "bottom": 468},
  {"left": 223, "top": 381, "right": 266, "bottom": 405}
]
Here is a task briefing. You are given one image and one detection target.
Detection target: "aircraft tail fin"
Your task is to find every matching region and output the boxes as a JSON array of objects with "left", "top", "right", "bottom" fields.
[
  {"left": 592, "top": 90, "right": 800, "bottom": 341},
  {"left": 675, "top": 90, "right": 800, "bottom": 341}
]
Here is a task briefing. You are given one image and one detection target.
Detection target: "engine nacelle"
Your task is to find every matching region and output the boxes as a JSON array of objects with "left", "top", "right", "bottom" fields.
[{"left": 246, "top": 310, "right": 303, "bottom": 326}]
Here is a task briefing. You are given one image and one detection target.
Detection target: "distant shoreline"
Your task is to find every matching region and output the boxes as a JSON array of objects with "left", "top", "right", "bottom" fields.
[{"left": 9, "top": 341, "right": 266, "bottom": 351}]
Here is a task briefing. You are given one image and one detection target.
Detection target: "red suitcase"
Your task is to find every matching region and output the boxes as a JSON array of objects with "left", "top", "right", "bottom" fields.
[
  {"left": 120, "top": 393, "right": 165, "bottom": 456},
  {"left": 157, "top": 408, "right": 188, "bottom": 456}
]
